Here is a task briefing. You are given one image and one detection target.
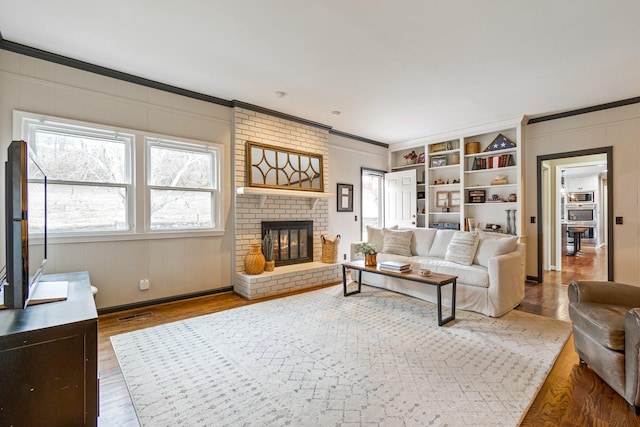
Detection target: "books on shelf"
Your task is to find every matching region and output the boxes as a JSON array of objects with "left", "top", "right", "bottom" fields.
[
  {"left": 379, "top": 261, "right": 411, "bottom": 273},
  {"left": 471, "top": 153, "right": 514, "bottom": 170}
]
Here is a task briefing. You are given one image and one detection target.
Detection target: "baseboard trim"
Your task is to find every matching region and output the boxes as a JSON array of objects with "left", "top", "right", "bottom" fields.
[{"left": 97, "top": 286, "right": 233, "bottom": 315}]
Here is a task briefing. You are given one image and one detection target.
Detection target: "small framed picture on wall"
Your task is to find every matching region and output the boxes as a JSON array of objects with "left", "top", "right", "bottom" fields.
[{"left": 337, "top": 183, "right": 353, "bottom": 212}]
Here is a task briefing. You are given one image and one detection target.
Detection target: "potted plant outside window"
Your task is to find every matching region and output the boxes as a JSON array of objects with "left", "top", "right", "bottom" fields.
[
  {"left": 356, "top": 242, "right": 378, "bottom": 266},
  {"left": 263, "top": 230, "right": 275, "bottom": 272}
]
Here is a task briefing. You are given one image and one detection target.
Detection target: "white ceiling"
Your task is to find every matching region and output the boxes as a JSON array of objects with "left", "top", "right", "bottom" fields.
[{"left": 1, "top": 1, "right": 639, "bottom": 145}]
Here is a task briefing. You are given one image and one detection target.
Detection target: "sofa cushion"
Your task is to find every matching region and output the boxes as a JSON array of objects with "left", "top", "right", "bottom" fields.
[
  {"left": 473, "top": 230, "right": 518, "bottom": 267},
  {"left": 382, "top": 228, "right": 413, "bottom": 257},
  {"left": 445, "top": 231, "right": 479, "bottom": 266},
  {"left": 411, "top": 228, "right": 438, "bottom": 256},
  {"left": 367, "top": 225, "right": 397, "bottom": 253},
  {"left": 415, "top": 257, "right": 489, "bottom": 288},
  {"left": 569, "top": 302, "right": 628, "bottom": 351},
  {"left": 428, "top": 229, "right": 456, "bottom": 258}
]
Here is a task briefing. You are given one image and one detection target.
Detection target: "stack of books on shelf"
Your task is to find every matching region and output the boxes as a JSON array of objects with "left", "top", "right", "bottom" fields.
[
  {"left": 471, "top": 154, "right": 514, "bottom": 170},
  {"left": 379, "top": 261, "right": 411, "bottom": 273}
]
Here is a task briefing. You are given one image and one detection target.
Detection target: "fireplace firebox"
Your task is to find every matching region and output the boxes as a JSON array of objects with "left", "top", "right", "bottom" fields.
[{"left": 261, "top": 221, "right": 313, "bottom": 266}]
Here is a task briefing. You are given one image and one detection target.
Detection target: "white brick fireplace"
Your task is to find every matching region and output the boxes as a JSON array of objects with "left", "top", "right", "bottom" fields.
[{"left": 233, "top": 108, "right": 341, "bottom": 299}]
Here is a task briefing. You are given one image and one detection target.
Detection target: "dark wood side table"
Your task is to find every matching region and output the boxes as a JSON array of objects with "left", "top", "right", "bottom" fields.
[
  {"left": 342, "top": 260, "right": 457, "bottom": 326},
  {"left": 0, "top": 272, "right": 98, "bottom": 426}
]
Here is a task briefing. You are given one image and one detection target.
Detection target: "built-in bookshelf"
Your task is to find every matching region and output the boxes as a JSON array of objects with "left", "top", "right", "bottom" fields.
[{"left": 388, "top": 119, "right": 524, "bottom": 237}]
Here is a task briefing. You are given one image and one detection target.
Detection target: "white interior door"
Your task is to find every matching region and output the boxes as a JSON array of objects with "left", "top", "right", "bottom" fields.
[{"left": 384, "top": 169, "right": 417, "bottom": 228}]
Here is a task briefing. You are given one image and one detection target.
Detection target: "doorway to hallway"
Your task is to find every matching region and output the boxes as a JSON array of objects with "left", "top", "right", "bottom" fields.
[{"left": 536, "top": 147, "right": 613, "bottom": 283}]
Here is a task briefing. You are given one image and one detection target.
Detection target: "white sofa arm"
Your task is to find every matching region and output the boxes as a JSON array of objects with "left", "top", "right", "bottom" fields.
[
  {"left": 350, "top": 242, "right": 365, "bottom": 261},
  {"left": 486, "top": 243, "right": 525, "bottom": 317}
]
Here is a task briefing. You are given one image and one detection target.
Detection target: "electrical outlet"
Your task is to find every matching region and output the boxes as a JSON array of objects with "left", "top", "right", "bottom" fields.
[{"left": 139, "top": 279, "right": 150, "bottom": 291}]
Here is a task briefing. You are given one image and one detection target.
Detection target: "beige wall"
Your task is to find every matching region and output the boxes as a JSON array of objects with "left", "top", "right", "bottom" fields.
[
  {"left": 327, "top": 134, "right": 388, "bottom": 259},
  {"left": 525, "top": 103, "right": 640, "bottom": 283},
  {"left": 0, "top": 50, "right": 235, "bottom": 309}
]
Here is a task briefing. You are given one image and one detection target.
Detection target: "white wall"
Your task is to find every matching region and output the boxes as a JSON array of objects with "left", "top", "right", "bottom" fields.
[
  {"left": 0, "top": 50, "right": 235, "bottom": 309},
  {"left": 327, "top": 134, "right": 388, "bottom": 260},
  {"left": 525, "top": 103, "right": 640, "bottom": 283}
]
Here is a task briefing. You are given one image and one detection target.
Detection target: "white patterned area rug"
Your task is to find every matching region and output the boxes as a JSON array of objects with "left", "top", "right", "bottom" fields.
[{"left": 111, "top": 285, "right": 571, "bottom": 427}]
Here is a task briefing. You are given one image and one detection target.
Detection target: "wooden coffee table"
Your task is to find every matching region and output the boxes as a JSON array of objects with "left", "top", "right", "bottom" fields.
[{"left": 342, "top": 260, "right": 457, "bottom": 326}]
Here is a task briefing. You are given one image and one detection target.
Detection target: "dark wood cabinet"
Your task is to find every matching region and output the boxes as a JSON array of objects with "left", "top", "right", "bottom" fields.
[{"left": 0, "top": 272, "right": 98, "bottom": 426}]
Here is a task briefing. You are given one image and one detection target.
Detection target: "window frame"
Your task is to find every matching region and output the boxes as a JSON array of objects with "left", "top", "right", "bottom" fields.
[
  {"left": 144, "top": 136, "right": 221, "bottom": 233},
  {"left": 14, "top": 111, "right": 225, "bottom": 243}
]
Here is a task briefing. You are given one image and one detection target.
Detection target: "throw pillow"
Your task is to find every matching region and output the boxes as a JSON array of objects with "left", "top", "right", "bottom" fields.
[
  {"left": 473, "top": 230, "right": 518, "bottom": 268},
  {"left": 367, "top": 225, "right": 397, "bottom": 253},
  {"left": 428, "top": 229, "right": 457, "bottom": 258},
  {"left": 445, "top": 231, "right": 480, "bottom": 266},
  {"left": 381, "top": 229, "right": 413, "bottom": 257}
]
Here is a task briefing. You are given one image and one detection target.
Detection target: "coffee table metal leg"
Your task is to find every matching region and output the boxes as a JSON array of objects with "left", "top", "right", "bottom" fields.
[
  {"left": 437, "top": 279, "right": 456, "bottom": 326},
  {"left": 343, "top": 266, "right": 362, "bottom": 296}
]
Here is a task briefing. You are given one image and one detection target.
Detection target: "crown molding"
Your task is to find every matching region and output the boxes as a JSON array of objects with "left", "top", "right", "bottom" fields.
[{"left": 0, "top": 35, "right": 386, "bottom": 148}]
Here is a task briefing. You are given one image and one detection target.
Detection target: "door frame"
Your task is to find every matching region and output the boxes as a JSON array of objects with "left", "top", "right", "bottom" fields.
[{"left": 536, "top": 146, "right": 613, "bottom": 282}]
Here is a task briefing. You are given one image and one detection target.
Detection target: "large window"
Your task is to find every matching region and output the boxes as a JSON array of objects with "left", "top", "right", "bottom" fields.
[
  {"left": 16, "top": 111, "right": 223, "bottom": 239},
  {"left": 361, "top": 168, "right": 385, "bottom": 241}
]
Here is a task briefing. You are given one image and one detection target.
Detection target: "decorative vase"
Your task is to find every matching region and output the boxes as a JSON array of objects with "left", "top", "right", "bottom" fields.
[
  {"left": 244, "top": 243, "right": 265, "bottom": 275},
  {"left": 264, "top": 260, "right": 275, "bottom": 272},
  {"left": 505, "top": 209, "right": 512, "bottom": 235},
  {"left": 406, "top": 158, "right": 417, "bottom": 165},
  {"left": 511, "top": 209, "right": 517, "bottom": 235},
  {"left": 364, "top": 253, "right": 377, "bottom": 266}
]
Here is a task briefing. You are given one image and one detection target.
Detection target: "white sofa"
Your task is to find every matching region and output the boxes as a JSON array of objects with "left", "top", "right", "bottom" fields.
[{"left": 350, "top": 227, "right": 525, "bottom": 317}]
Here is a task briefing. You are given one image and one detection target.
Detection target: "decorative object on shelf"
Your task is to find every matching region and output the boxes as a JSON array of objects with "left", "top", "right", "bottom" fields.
[
  {"left": 436, "top": 191, "right": 449, "bottom": 207},
  {"left": 487, "top": 194, "right": 505, "bottom": 203},
  {"left": 505, "top": 209, "right": 518, "bottom": 235},
  {"left": 430, "top": 142, "right": 447, "bottom": 153},
  {"left": 404, "top": 150, "right": 418, "bottom": 164},
  {"left": 246, "top": 141, "right": 323, "bottom": 192},
  {"left": 485, "top": 223, "right": 501, "bottom": 232},
  {"left": 451, "top": 153, "right": 460, "bottom": 164},
  {"left": 355, "top": 242, "right": 377, "bottom": 266},
  {"left": 321, "top": 234, "right": 340, "bottom": 263},
  {"left": 491, "top": 175, "right": 509, "bottom": 185},
  {"left": 262, "top": 231, "right": 275, "bottom": 272},
  {"left": 244, "top": 243, "right": 266, "bottom": 275},
  {"left": 442, "top": 207, "right": 450, "bottom": 212},
  {"left": 468, "top": 189, "right": 486, "bottom": 203},
  {"left": 418, "top": 152, "right": 425, "bottom": 163},
  {"left": 465, "top": 141, "right": 480, "bottom": 154},
  {"left": 434, "top": 178, "right": 445, "bottom": 185},
  {"left": 336, "top": 183, "right": 353, "bottom": 212},
  {"left": 450, "top": 191, "right": 461, "bottom": 207},
  {"left": 485, "top": 133, "right": 517, "bottom": 152},
  {"left": 430, "top": 156, "right": 447, "bottom": 167},
  {"left": 508, "top": 193, "right": 517, "bottom": 202},
  {"left": 452, "top": 178, "right": 460, "bottom": 184}
]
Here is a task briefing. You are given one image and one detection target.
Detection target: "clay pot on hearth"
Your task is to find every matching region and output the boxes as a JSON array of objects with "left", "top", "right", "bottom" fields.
[{"left": 244, "top": 243, "right": 265, "bottom": 275}]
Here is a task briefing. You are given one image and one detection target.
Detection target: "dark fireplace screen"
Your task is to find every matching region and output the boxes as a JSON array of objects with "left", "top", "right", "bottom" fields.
[{"left": 261, "top": 221, "right": 313, "bottom": 266}]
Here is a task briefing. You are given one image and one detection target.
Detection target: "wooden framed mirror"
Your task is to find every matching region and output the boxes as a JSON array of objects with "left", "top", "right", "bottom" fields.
[{"left": 246, "top": 142, "right": 324, "bottom": 192}]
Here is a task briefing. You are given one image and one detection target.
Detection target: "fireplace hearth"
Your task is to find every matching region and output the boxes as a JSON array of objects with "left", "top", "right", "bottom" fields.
[{"left": 262, "top": 221, "right": 313, "bottom": 266}]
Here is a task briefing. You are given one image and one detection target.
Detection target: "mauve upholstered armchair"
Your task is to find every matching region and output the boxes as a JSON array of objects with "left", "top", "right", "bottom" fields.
[{"left": 568, "top": 280, "right": 640, "bottom": 413}]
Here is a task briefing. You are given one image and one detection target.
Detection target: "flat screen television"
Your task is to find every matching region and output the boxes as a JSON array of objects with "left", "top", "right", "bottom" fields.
[{"left": 3, "top": 140, "right": 48, "bottom": 309}]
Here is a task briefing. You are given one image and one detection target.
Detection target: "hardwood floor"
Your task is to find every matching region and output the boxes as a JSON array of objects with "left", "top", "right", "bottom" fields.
[{"left": 98, "top": 249, "right": 639, "bottom": 426}]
